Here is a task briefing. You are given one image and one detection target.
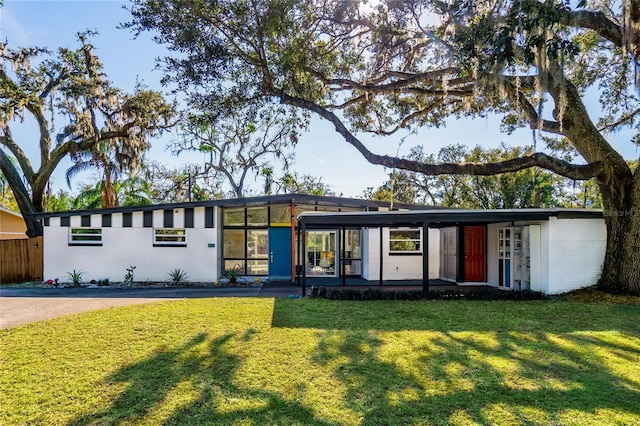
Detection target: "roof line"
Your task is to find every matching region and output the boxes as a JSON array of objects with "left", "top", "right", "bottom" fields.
[{"left": 27, "top": 193, "right": 439, "bottom": 219}]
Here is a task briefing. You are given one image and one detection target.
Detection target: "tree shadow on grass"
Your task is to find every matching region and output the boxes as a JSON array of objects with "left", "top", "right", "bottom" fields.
[
  {"left": 309, "top": 329, "right": 640, "bottom": 425},
  {"left": 271, "top": 298, "right": 640, "bottom": 333},
  {"left": 68, "top": 330, "right": 334, "bottom": 426}
]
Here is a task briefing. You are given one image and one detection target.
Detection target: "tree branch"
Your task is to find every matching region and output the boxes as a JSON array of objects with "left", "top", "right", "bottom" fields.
[
  {"left": 0, "top": 127, "right": 36, "bottom": 181},
  {"left": 0, "top": 149, "right": 41, "bottom": 236},
  {"left": 279, "top": 92, "right": 602, "bottom": 181},
  {"left": 514, "top": 0, "right": 623, "bottom": 47}
]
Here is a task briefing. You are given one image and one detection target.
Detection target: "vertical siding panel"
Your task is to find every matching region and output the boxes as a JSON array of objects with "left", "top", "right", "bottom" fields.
[
  {"left": 185, "top": 208, "right": 194, "bottom": 228},
  {"left": 164, "top": 210, "right": 174, "bottom": 228},
  {"left": 143, "top": 211, "right": 153, "bottom": 227},
  {"left": 102, "top": 213, "right": 112, "bottom": 227},
  {"left": 205, "top": 207, "right": 214, "bottom": 228}
]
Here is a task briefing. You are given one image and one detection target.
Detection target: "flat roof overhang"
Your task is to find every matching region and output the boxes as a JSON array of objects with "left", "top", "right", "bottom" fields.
[
  {"left": 297, "top": 208, "right": 604, "bottom": 229},
  {"left": 28, "top": 193, "right": 438, "bottom": 220}
]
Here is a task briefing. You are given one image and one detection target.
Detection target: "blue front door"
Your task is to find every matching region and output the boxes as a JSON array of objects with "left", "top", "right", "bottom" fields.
[{"left": 269, "top": 227, "right": 292, "bottom": 279}]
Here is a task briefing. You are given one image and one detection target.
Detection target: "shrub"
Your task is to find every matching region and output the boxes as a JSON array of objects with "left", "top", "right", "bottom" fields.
[
  {"left": 124, "top": 266, "right": 136, "bottom": 286},
  {"left": 65, "top": 270, "right": 84, "bottom": 287},
  {"left": 223, "top": 264, "right": 242, "bottom": 283},
  {"left": 168, "top": 268, "right": 189, "bottom": 286},
  {"left": 310, "top": 287, "right": 547, "bottom": 301}
]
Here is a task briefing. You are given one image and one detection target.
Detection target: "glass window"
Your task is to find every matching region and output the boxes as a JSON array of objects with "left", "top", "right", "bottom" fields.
[
  {"left": 69, "top": 228, "right": 102, "bottom": 244},
  {"left": 343, "top": 260, "right": 362, "bottom": 276},
  {"left": 154, "top": 229, "right": 187, "bottom": 245},
  {"left": 246, "top": 207, "right": 268, "bottom": 226},
  {"left": 270, "top": 205, "right": 291, "bottom": 226},
  {"left": 224, "top": 259, "right": 245, "bottom": 273},
  {"left": 389, "top": 228, "right": 421, "bottom": 253},
  {"left": 223, "top": 208, "right": 245, "bottom": 226},
  {"left": 247, "top": 230, "right": 268, "bottom": 259},
  {"left": 344, "top": 229, "right": 361, "bottom": 259},
  {"left": 246, "top": 259, "right": 268, "bottom": 275},
  {"left": 224, "top": 229, "right": 245, "bottom": 258}
]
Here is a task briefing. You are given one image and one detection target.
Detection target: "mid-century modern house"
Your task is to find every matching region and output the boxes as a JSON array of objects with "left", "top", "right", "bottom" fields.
[{"left": 31, "top": 194, "right": 606, "bottom": 294}]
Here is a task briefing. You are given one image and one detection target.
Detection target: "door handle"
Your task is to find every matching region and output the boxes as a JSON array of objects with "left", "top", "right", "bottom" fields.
[{"left": 270, "top": 252, "right": 274, "bottom": 263}]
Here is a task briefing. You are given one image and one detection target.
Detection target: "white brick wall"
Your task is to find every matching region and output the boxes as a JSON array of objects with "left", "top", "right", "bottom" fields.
[
  {"left": 545, "top": 217, "right": 606, "bottom": 294},
  {"left": 43, "top": 208, "right": 220, "bottom": 284},
  {"left": 362, "top": 227, "right": 440, "bottom": 280}
]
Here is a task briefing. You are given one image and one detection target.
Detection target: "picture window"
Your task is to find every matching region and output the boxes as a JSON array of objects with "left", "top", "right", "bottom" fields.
[
  {"left": 389, "top": 228, "right": 421, "bottom": 253},
  {"left": 154, "top": 228, "right": 187, "bottom": 246},
  {"left": 69, "top": 228, "right": 102, "bottom": 245}
]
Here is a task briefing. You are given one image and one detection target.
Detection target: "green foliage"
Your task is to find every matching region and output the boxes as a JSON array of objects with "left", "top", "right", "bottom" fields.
[
  {"left": 65, "top": 269, "right": 84, "bottom": 286},
  {"left": 167, "top": 268, "right": 189, "bottom": 286},
  {"left": 365, "top": 143, "right": 575, "bottom": 208},
  {"left": 124, "top": 266, "right": 136, "bottom": 286},
  {"left": 309, "top": 286, "right": 547, "bottom": 301},
  {"left": 43, "top": 190, "right": 74, "bottom": 212},
  {"left": 223, "top": 264, "right": 242, "bottom": 282},
  {"left": 97, "top": 278, "right": 110, "bottom": 287},
  {"left": 171, "top": 105, "right": 300, "bottom": 198},
  {"left": 0, "top": 32, "right": 176, "bottom": 232}
]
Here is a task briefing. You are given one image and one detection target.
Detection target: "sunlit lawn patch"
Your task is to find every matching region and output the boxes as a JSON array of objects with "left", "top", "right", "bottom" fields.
[{"left": 1, "top": 298, "right": 639, "bottom": 425}]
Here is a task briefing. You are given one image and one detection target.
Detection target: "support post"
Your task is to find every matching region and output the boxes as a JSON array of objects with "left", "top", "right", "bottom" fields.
[
  {"left": 290, "top": 201, "right": 296, "bottom": 282},
  {"left": 301, "top": 221, "right": 307, "bottom": 297},
  {"left": 423, "top": 221, "right": 430, "bottom": 294},
  {"left": 341, "top": 226, "right": 346, "bottom": 286},
  {"left": 296, "top": 220, "right": 301, "bottom": 287},
  {"left": 379, "top": 226, "right": 384, "bottom": 286}
]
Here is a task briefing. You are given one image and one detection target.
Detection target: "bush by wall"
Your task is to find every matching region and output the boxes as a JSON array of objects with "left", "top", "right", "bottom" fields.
[{"left": 308, "top": 286, "right": 547, "bottom": 301}]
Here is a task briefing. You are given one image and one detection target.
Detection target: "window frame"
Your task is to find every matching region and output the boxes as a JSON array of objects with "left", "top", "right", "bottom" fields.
[
  {"left": 153, "top": 228, "right": 187, "bottom": 247},
  {"left": 69, "top": 227, "right": 103, "bottom": 246},
  {"left": 388, "top": 227, "right": 422, "bottom": 255}
]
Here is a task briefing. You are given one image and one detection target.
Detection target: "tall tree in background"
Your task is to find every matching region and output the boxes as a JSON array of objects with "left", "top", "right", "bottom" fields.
[
  {"left": 0, "top": 32, "right": 175, "bottom": 236},
  {"left": 129, "top": 0, "right": 640, "bottom": 293},
  {"left": 365, "top": 144, "right": 565, "bottom": 207},
  {"left": 172, "top": 106, "right": 300, "bottom": 198}
]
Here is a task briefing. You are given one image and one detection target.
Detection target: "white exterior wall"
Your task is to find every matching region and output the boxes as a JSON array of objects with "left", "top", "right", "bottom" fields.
[
  {"left": 544, "top": 217, "right": 606, "bottom": 294},
  {"left": 43, "top": 207, "right": 220, "bottom": 284},
  {"left": 362, "top": 227, "right": 440, "bottom": 280},
  {"left": 486, "top": 222, "right": 511, "bottom": 287}
]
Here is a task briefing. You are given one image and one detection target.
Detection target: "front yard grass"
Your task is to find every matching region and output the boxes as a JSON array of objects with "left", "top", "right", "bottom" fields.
[{"left": 1, "top": 298, "right": 639, "bottom": 425}]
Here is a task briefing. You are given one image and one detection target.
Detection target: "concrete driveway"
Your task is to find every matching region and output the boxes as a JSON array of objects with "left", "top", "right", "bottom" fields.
[{"left": 0, "top": 286, "right": 261, "bottom": 330}]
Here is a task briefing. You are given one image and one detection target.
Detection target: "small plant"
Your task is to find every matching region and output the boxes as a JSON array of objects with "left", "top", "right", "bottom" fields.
[
  {"left": 124, "top": 266, "right": 136, "bottom": 286},
  {"left": 65, "top": 270, "right": 84, "bottom": 287},
  {"left": 97, "top": 278, "right": 110, "bottom": 287},
  {"left": 223, "top": 264, "right": 242, "bottom": 283},
  {"left": 168, "top": 268, "right": 189, "bottom": 286}
]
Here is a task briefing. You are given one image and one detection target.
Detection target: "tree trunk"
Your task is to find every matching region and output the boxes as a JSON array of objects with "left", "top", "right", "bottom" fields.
[
  {"left": 597, "top": 178, "right": 640, "bottom": 294},
  {"left": 0, "top": 150, "right": 43, "bottom": 237}
]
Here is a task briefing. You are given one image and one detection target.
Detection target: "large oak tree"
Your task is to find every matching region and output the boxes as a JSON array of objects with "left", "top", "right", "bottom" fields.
[
  {"left": 0, "top": 32, "right": 175, "bottom": 236},
  {"left": 128, "top": 0, "right": 640, "bottom": 293}
]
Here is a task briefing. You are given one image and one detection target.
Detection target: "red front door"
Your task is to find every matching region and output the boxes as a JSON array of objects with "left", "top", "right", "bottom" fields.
[{"left": 464, "top": 226, "right": 485, "bottom": 282}]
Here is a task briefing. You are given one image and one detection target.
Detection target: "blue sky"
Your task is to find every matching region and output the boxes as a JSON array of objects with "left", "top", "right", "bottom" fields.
[{"left": 1, "top": 0, "right": 638, "bottom": 198}]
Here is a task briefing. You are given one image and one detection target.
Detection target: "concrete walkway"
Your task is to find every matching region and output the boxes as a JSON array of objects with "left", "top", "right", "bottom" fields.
[{"left": 0, "top": 286, "right": 260, "bottom": 330}]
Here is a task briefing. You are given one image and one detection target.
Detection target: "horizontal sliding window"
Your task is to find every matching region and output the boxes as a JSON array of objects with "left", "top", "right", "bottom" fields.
[
  {"left": 389, "top": 228, "right": 421, "bottom": 253},
  {"left": 69, "top": 228, "right": 102, "bottom": 245},
  {"left": 154, "top": 228, "right": 187, "bottom": 246}
]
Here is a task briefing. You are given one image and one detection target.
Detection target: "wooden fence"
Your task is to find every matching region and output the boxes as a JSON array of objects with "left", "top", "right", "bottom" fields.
[{"left": 0, "top": 237, "right": 43, "bottom": 284}]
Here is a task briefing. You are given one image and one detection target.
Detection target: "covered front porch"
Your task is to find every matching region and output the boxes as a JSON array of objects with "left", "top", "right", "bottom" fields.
[{"left": 295, "top": 208, "right": 604, "bottom": 296}]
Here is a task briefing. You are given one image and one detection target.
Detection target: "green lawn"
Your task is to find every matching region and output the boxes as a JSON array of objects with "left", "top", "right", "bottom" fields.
[{"left": 1, "top": 298, "right": 639, "bottom": 425}]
